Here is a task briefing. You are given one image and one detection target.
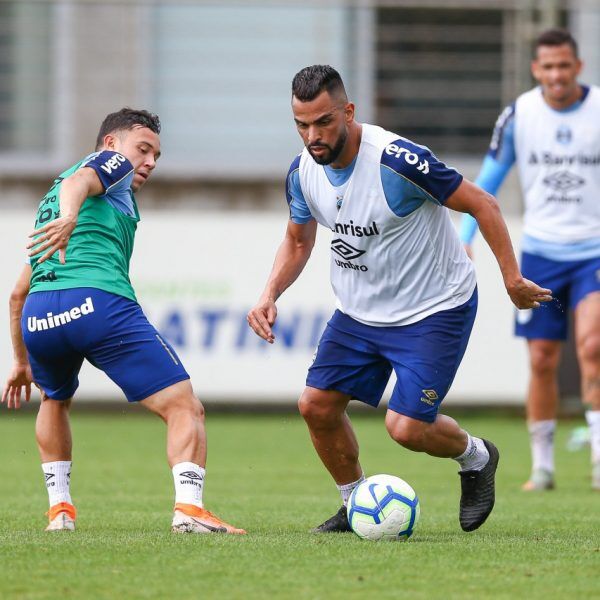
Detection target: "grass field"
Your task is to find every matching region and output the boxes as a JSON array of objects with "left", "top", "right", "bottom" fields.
[{"left": 0, "top": 409, "right": 598, "bottom": 599}]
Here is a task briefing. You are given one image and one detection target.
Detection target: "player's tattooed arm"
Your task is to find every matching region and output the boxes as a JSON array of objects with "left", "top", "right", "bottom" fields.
[
  {"left": 27, "top": 167, "right": 104, "bottom": 265},
  {"left": 2, "top": 264, "right": 35, "bottom": 409},
  {"left": 247, "top": 219, "right": 317, "bottom": 343},
  {"left": 446, "top": 179, "right": 553, "bottom": 310}
]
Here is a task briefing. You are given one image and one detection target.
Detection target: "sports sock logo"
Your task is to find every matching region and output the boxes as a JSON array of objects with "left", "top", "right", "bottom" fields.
[
  {"left": 27, "top": 297, "right": 94, "bottom": 332},
  {"left": 44, "top": 472, "right": 55, "bottom": 487},
  {"left": 179, "top": 471, "right": 204, "bottom": 486}
]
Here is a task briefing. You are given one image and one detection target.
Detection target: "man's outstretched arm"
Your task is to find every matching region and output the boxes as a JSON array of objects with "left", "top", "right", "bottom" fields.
[
  {"left": 446, "top": 179, "right": 552, "bottom": 309},
  {"left": 2, "top": 264, "right": 34, "bottom": 409},
  {"left": 247, "top": 219, "right": 317, "bottom": 343}
]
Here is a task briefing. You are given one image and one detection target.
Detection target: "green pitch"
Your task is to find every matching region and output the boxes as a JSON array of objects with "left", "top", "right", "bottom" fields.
[{"left": 0, "top": 410, "right": 597, "bottom": 599}]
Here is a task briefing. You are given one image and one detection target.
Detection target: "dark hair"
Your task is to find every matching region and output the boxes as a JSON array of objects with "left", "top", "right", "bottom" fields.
[
  {"left": 95, "top": 108, "right": 161, "bottom": 149},
  {"left": 535, "top": 28, "right": 578, "bottom": 57},
  {"left": 292, "top": 65, "right": 347, "bottom": 103}
]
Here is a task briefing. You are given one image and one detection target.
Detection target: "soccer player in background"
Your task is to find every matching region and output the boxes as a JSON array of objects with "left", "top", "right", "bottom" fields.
[
  {"left": 2, "top": 108, "right": 245, "bottom": 534},
  {"left": 460, "top": 29, "right": 600, "bottom": 491},
  {"left": 247, "top": 65, "right": 552, "bottom": 532}
]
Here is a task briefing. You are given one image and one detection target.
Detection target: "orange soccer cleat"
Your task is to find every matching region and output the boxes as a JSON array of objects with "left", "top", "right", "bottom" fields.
[
  {"left": 45, "top": 502, "right": 77, "bottom": 531},
  {"left": 171, "top": 503, "right": 246, "bottom": 535}
]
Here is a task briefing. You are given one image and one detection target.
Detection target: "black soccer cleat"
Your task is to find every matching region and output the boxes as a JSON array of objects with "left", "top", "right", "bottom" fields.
[
  {"left": 459, "top": 439, "right": 500, "bottom": 532},
  {"left": 312, "top": 505, "right": 352, "bottom": 533}
]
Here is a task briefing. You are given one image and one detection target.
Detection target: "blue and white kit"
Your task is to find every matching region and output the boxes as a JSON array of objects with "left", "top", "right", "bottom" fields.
[
  {"left": 460, "top": 85, "right": 600, "bottom": 340},
  {"left": 287, "top": 124, "right": 476, "bottom": 421}
]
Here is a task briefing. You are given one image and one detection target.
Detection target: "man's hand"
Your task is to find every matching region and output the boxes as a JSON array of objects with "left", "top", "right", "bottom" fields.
[
  {"left": 247, "top": 298, "right": 278, "bottom": 343},
  {"left": 27, "top": 215, "right": 77, "bottom": 265},
  {"left": 506, "top": 277, "right": 553, "bottom": 309},
  {"left": 2, "top": 363, "right": 35, "bottom": 409}
]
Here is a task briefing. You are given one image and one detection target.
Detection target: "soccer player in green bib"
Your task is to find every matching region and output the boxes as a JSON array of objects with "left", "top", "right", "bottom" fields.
[{"left": 2, "top": 108, "right": 245, "bottom": 535}]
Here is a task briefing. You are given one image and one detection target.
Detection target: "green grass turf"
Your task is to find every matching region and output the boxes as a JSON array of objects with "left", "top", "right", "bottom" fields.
[{"left": 0, "top": 409, "right": 598, "bottom": 599}]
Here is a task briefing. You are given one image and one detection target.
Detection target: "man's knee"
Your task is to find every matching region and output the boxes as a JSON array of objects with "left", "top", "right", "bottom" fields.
[
  {"left": 143, "top": 381, "right": 205, "bottom": 423},
  {"left": 578, "top": 333, "right": 600, "bottom": 367},
  {"left": 39, "top": 396, "right": 71, "bottom": 411},
  {"left": 170, "top": 394, "right": 205, "bottom": 423},
  {"left": 298, "top": 388, "right": 346, "bottom": 429},
  {"left": 386, "top": 413, "right": 428, "bottom": 451},
  {"left": 529, "top": 342, "right": 561, "bottom": 377}
]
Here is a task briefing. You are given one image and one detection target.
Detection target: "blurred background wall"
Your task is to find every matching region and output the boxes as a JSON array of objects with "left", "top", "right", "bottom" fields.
[{"left": 1, "top": 0, "right": 599, "bottom": 406}]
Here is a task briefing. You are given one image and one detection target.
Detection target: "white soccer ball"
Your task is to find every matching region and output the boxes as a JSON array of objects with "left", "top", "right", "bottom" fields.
[{"left": 348, "top": 474, "right": 420, "bottom": 541}]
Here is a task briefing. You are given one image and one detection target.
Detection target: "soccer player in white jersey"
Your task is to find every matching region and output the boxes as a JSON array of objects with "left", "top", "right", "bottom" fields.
[
  {"left": 460, "top": 29, "right": 600, "bottom": 491},
  {"left": 247, "top": 65, "right": 552, "bottom": 532}
]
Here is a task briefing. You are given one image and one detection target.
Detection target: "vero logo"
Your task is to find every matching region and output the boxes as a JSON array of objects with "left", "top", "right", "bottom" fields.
[{"left": 100, "top": 153, "right": 127, "bottom": 175}]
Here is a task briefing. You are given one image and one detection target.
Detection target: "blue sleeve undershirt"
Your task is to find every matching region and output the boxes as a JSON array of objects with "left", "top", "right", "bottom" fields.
[{"left": 459, "top": 106, "right": 516, "bottom": 244}]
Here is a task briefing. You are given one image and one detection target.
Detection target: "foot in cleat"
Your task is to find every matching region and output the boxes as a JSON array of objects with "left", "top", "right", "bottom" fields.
[
  {"left": 312, "top": 505, "right": 352, "bottom": 533},
  {"left": 171, "top": 503, "right": 246, "bottom": 534},
  {"left": 522, "top": 468, "right": 555, "bottom": 491},
  {"left": 45, "top": 502, "right": 76, "bottom": 532},
  {"left": 459, "top": 439, "right": 499, "bottom": 532}
]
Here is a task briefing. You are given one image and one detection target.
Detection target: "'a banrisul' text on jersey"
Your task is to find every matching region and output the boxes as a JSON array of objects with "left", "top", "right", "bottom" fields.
[
  {"left": 286, "top": 124, "right": 476, "bottom": 326},
  {"left": 29, "top": 150, "right": 139, "bottom": 302},
  {"left": 513, "top": 86, "right": 600, "bottom": 243}
]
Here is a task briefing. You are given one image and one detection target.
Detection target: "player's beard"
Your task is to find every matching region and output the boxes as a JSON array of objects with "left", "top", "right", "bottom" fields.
[{"left": 307, "top": 128, "right": 347, "bottom": 165}]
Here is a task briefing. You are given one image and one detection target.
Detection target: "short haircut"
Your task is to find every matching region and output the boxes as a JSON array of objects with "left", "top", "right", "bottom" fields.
[
  {"left": 292, "top": 65, "right": 348, "bottom": 103},
  {"left": 535, "top": 28, "right": 578, "bottom": 57},
  {"left": 95, "top": 108, "right": 161, "bottom": 149}
]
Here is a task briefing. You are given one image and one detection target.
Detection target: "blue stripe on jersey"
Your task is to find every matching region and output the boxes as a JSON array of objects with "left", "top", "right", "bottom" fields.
[
  {"left": 486, "top": 103, "right": 516, "bottom": 164},
  {"left": 82, "top": 151, "right": 136, "bottom": 216},
  {"left": 522, "top": 234, "right": 600, "bottom": 262},
  {"left": 381, "top": 139, "right": 463, "bottom": 206},
  {"left": 285, "top": 154, "right": 313, "bottom": 224}
]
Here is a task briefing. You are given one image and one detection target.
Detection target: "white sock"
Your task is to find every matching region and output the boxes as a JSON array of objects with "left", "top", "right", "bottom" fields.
[
  {"left": 454, "top": 433, "right": 489, "bottom": 471},
  {"left": 528, "top": 419, "right": 556, "bottom": 473},
  {"left": 337, "top": 474, "right": 366, "bottom": 506},
  {"left": 172, "top": 462, "right": 205, "bottom": 507},
  {"left": 585, "top": 411, "right": 600, "bottom": 464},
  {"left": 41, "top": 461, "right": 72, "bottom": 506}
]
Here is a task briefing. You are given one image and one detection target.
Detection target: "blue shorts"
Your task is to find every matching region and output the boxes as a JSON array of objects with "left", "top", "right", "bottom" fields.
[
  {"left": 22, "top": 288, "right": 190, "bottom": 401},
  {"left": 306, "top": 289, "right": 478, "bottom": 423},
  {"left": 515, "top": 252, "right": 600, "bottom": 340}
]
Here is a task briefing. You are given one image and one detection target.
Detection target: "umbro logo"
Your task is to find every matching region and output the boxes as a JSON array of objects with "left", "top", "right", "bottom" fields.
[
  {"left": 543, "top": 170, "right": 585, "bottom": 192},
  {"left": 331, "top": 239, "right": 366, "bottom": 261},
  {"left": 179, "top": 471, "right": 204, "bottom": 481},
  {"left": 420, "top": 389, "right": 439, "bottom": 406}
]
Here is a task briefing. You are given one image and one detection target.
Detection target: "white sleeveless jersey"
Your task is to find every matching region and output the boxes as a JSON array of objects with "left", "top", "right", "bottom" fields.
[
  {"left": 514, "top": 86, "right": 600, "bottom": 242},
  {"left": 297, "top": 124, "right": 476, "bottom": 326}
]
